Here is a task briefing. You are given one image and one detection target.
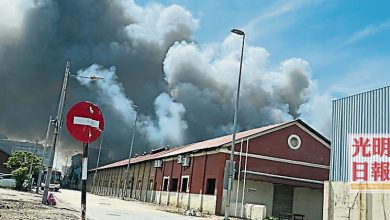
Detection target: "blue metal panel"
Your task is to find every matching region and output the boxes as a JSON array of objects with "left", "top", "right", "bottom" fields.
[{"left": 331, "top": 86, "right": 390, "bottom": 181}]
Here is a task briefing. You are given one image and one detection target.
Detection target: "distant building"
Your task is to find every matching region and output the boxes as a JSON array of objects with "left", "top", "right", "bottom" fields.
[
  {"left": 0, "top": 139, "right": 50, "bottom": 175},
  {"left": 0, "top": 139, "right": 49, "bottom": 165},
  {"left": 0, "top": 148, "right": 10, "bottom": 173},
  {"left": 66, "top": 153, "right": 83, "bottom": 189},
  {"left": 88, "top": 119, "right": 330, "bottom": 219}
]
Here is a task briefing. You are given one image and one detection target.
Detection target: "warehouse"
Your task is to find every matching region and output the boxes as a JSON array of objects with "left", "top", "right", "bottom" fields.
[{"left": 88, "top": 119, "right": 330, "bottom": 219}]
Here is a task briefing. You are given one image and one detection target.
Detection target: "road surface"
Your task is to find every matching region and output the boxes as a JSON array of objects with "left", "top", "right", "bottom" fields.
[{"left": 54, "top": 189, "right": 215, "bottom": 220}]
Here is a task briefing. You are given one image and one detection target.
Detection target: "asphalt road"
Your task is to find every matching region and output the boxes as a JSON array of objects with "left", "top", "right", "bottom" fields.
[{"left": 53, "top": 189, "right": 213, "bottom": 220}]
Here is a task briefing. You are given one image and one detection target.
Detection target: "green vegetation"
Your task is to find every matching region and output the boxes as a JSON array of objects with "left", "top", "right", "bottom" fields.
[{"left": 4, "top": 151, "right": 42, "bottom": 190}]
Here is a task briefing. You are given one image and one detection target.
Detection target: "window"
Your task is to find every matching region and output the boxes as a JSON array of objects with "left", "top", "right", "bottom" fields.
[
  {"left": 206, "top": 178, "right": 216, "bottom": 195},
  {"left": 181, "top": 176, "right": 189, "bottom": 192},
  {"left": 288, "top": 134, "right": 301, "bottom": 150},
  {"left": 170, "top": 178, "right": 178, "bottom": 191},
  {"left": 163, "top": 177, "right": 169, "bottom": 191}
]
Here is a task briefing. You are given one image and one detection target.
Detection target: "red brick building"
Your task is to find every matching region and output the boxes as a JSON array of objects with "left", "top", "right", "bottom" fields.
[{"left": 89, "top": 119, "right": 330, "bottom": 219}]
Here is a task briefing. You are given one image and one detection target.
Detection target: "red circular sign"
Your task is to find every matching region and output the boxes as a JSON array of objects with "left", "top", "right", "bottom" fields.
[{"left": 66, "top": 101, "right": 104, "bottom": 143}]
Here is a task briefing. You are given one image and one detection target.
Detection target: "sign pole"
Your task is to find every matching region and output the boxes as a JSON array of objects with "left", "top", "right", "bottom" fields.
[
  {"left": 81, "top": 142, "right": 88, "bottom": 220},
  {"left": 66, "top": 101, "right": 104, "bottom": 220}
]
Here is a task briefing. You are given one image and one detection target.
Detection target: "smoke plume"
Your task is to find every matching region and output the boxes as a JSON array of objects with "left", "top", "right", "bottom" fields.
[
  {"left": 0, "top": 0, "right": 313, "bottom": 166},
  {"left": 76, "top": 65, "right": 188, "bottom": 147}
]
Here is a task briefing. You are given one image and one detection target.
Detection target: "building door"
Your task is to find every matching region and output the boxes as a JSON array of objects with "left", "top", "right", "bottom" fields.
[{"left": 272, "top": 184, "right": 293, "bottom": 217}]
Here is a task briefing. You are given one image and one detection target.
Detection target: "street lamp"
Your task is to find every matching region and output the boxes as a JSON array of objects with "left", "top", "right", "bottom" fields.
[
  {"left": 122, "top": 106, "right": 138, "bottom": 199},
  {"left": 93, "top": 133, "right": 104, "bottom": 187},
  {"left": 42, "top": 61, "right": 103, "bottom": 204},
  {"left": 27, "top": 139, "right": 39, "bottom": 190},
  {"left": 224, "top": 28, "right": 245, "bottom": 220}
]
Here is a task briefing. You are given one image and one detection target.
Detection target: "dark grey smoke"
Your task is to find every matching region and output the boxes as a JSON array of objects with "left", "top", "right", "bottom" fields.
[
  {"left": 273, "top": 58, "right": 311, "bottom": 119},
  {"left": 0, "top": 0, "right": 312, "bottom": 167},
  {"left": 0, "top": 133, "right": 8, "bottom": 140}
]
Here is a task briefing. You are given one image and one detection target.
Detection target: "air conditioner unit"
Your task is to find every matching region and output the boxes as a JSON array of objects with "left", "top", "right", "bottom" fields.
[
  {"left": 182, "top": 157, "right": 190, "bottom": 167},
  {"left": 177, "top": 155, "right": 183, "bottom": 164},
  {"left": 154, "top": 160, "right": 162, "bottom": 168}
]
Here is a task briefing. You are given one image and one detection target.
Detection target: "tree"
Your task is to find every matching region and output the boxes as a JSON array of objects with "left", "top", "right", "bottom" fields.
[{"left": 4, "top": 151, "right": 42, "bottom": 190}]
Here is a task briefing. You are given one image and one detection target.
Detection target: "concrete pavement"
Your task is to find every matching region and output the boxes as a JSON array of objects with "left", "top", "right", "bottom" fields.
[{"left": 54, "top": 189, "right": 214, "bottom": 220}]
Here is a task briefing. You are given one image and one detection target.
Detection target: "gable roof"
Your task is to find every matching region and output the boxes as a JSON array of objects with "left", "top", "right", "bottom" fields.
[
  {"left": 157, "top": 119, "right": 330, "bottom": 158},
  {"left": 294, "top": 119, "right": 330, "bottom": 145},
  {"left": 155, "top": 121, "right": 289, "bottom": 158},
  {"left": 90, "top": 147, "right": 179, "bottom": 171},
  {"left": 90, "top": 119, "right": 330, "bottom": 171}
]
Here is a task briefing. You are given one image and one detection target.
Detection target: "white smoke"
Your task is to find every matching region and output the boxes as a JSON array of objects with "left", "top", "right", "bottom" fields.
[
  {"left": 162, "top": 35, "right": 313, "bottom": 136},
  {"left": 75, "top": 9, "right": 315, "bottom": 152},
  {"left": 120, "top": 0, "right": 198, "bottom": 49},
  {"left": 139, "top": 93, "right": 188, "bottom": 146},
  {"left": 77, "top": 64, "right": 137, "bottom": 124},
  {"left": 0, "top": 0, "right": 322, "bottom": 166},
  {"left": 77, "top": 64, "right": 188, "bottom": 147}
]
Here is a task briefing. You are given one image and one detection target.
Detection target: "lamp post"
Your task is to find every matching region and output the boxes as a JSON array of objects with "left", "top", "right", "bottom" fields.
[
  {"left": 42, "top": 61, "right": 103, "bottom": 204},
  {"left": 93, "top": 133, "right": 104, "bottom": 187},
  {"left": 122, "top": 106, "right": 138, "bottom": 199},
  {"left": 224, "top": 28, "right": 245, "bottom": 220},
  {"left": 64, "top": 155, "right": 69, "bottom": 175},
  {"left": 27, "top": 139, "right": 39, "bottom": 190}
]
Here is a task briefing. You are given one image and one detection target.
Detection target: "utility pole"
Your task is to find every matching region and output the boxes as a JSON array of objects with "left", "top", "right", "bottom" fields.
[
  {"left": 42, "top": 62, "right": 70, "bottom": 204},
  {"left": 36, "top": 116, "right": 52, "bottom": 194}
]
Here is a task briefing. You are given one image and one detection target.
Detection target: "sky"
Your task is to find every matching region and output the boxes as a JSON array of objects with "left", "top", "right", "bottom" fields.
[
  {"left": 136, "top": 0, "right": 390, "bottom": 134},
  {"left": 0, "top": 0, "right": 389, "bottom": 168},
  {"left": 146, "top": 0, "right": 390, "bottom": 92}
]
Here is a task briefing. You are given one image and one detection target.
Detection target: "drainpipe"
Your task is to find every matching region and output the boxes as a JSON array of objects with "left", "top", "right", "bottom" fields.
[
  {"left": 240, "top": 139, "right": 249, "bottom": 218},
  {"left": 234, "top": 139, "right": 244, "bottom": 216},
  {"left": 188, "top": 153, "right": 195, "bottom": 209},
  {"left": 200, "top": 152, "right": 208, "bottom": 212},
  {"left": 145, "top": 163, "right": 152, "bottom": 202}
]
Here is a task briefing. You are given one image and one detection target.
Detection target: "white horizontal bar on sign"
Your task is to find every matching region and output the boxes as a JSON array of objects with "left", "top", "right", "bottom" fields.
[{"left": 74, "top": 116, "right": 100, "bottom": 128}]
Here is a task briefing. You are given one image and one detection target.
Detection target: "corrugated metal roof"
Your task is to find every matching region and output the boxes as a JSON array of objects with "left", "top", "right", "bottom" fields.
[
  {"left": 90, "top": 121, "right": 298, "bottom": 171},
  {"left": 91, "top": 147, "right": 179, "bottom": 171},
  {"left": 155, "top": 121, "right": 290, "bottom": 158},
  {"left": 90, "top": 119, "right": 329, "bottom": 172}
]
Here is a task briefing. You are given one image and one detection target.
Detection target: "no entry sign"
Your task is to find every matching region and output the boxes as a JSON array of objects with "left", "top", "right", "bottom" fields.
[{"left": 66, "top": 101, "right": 104, "bottom": 143}]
